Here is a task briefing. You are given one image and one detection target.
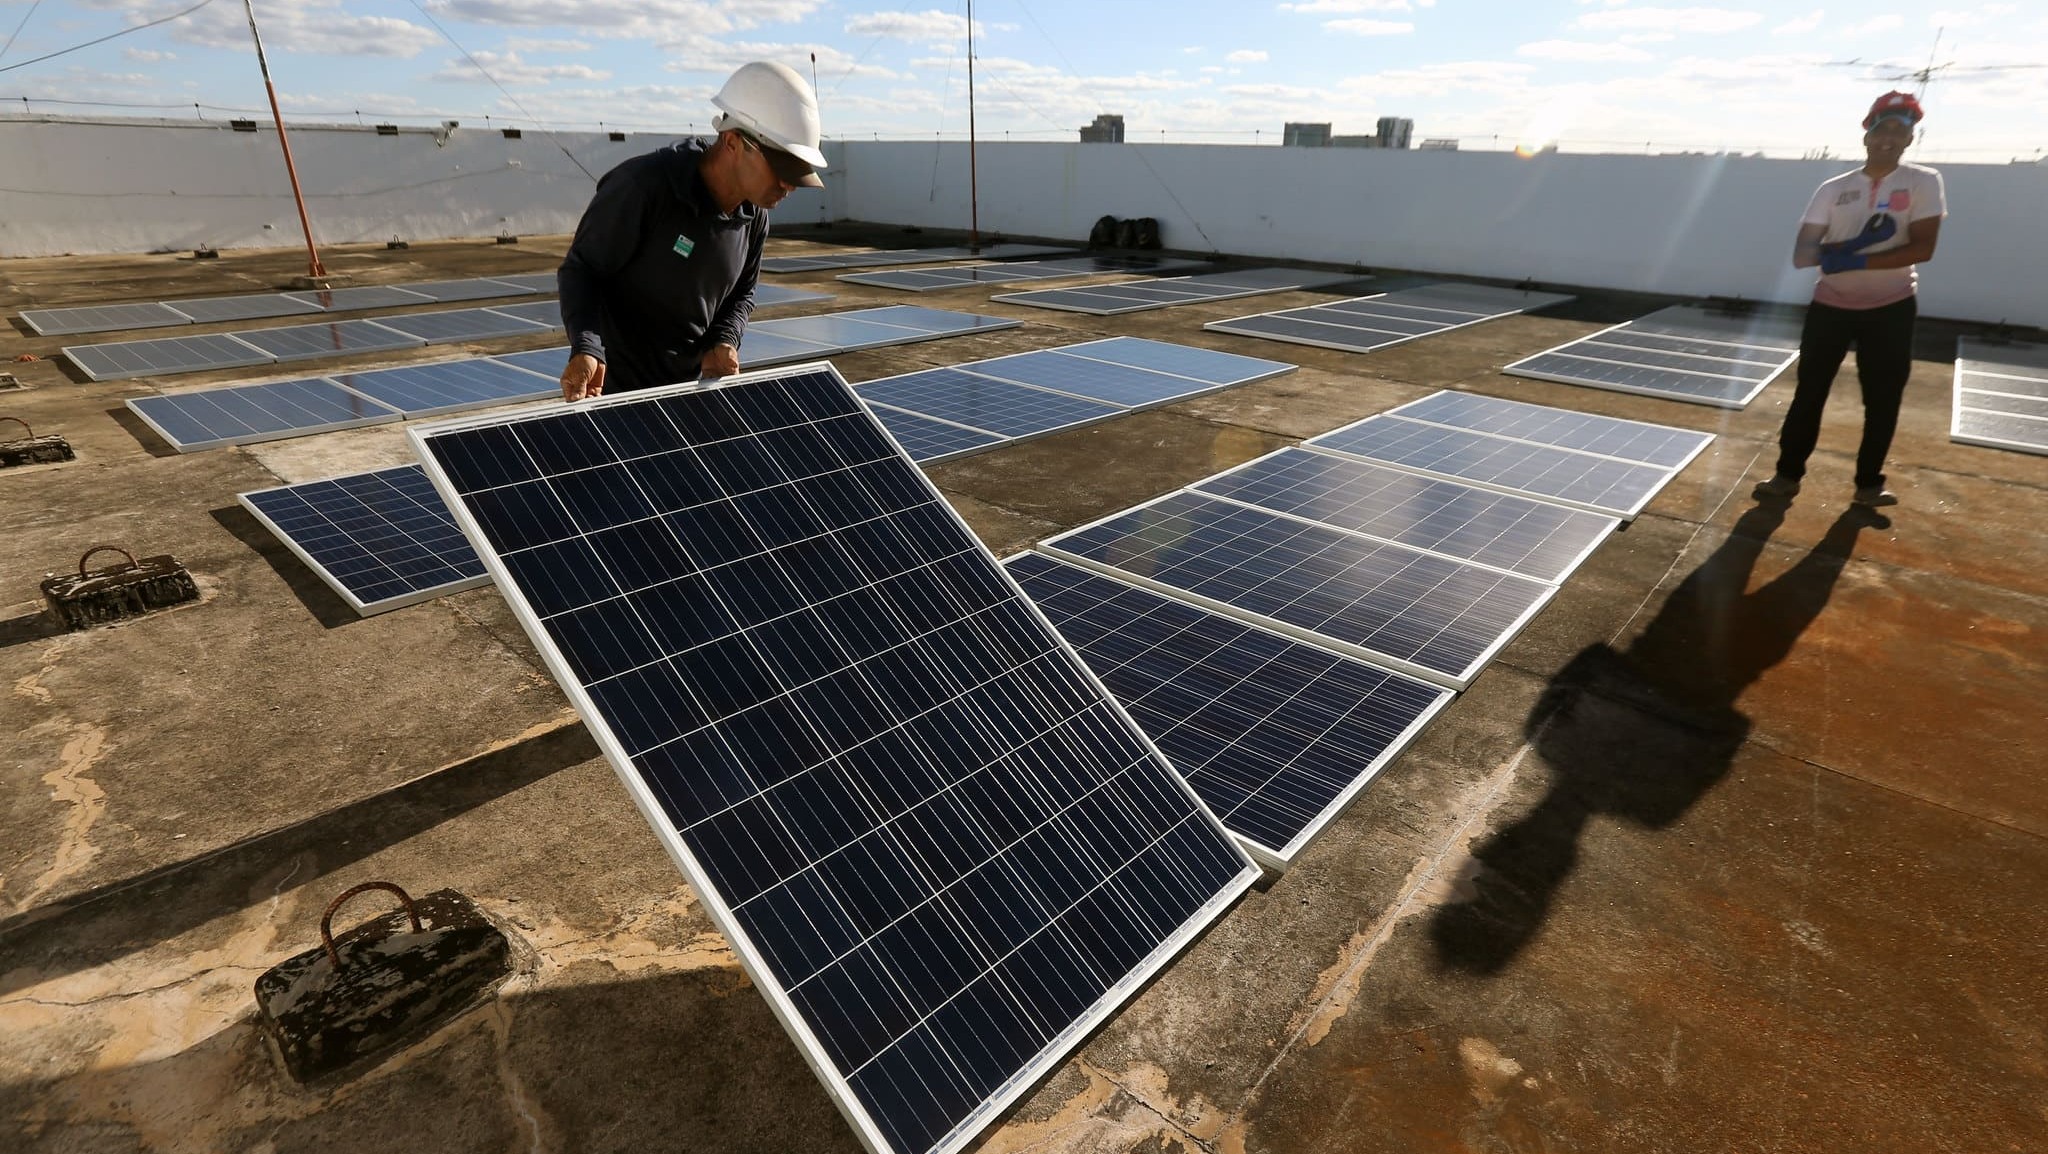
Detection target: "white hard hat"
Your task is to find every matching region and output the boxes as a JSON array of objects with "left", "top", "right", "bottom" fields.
[{"left": 711, "top": 60, "right": 827, "bottom": 173}]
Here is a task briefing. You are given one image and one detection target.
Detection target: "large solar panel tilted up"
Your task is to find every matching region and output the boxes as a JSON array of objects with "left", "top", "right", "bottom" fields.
[
  {"left": 1503, "top": 303, "right": 1802, "bottom": 408},
  {"left": 1952, "top": 336, "right": 2048, "bottom": 456},
  {"left": 409, "top": 363, "right": 1259, "bottom": 1154}
]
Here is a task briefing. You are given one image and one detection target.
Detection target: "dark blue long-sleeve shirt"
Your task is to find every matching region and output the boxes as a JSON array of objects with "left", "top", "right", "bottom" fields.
[{"left": 557, "top": 139, "right": 766, "bottom": 391}]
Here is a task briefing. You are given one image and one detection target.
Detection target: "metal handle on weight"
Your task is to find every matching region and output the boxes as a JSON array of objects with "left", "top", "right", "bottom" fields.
[
  {"left": 76, "top": 545, "right": 138, "bottom": 578},
  {"left": 320, "top": 881, "right": 423, "bottom": 968}
]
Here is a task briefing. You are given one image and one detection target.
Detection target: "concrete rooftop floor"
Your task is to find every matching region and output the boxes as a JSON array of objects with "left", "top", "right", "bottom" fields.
[{"left": 1, "top": 229, "right": 2043, "bottom": 1154}]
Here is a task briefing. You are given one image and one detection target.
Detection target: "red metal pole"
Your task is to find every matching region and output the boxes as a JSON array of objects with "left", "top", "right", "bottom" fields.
[{"left": 242, "top": 0, "right": 326, "bottom": 279}]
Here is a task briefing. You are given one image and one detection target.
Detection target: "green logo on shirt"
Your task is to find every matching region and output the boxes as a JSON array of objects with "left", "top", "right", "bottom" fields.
[{"left": 673, "top": 233, "right": 696, "bottom": 258}]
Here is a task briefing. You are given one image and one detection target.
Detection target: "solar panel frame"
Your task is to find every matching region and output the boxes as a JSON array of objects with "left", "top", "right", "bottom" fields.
[
  {"left": 367, "top": 307, "right": 557, "bottom": 345},
  {"left": 855, "top": 367, "right": 1125, "bottom": 438},
  {"left": 1951, "top": 341, "right": 2048, "bottom": 456},
  {"left": 402, "top": 278, "right": 542, "bottom": 303},
  {"left": 126, "top": 376, "right": 403, "bottom": 452},
  {"left": 408, "top": 362, "right": 1259, "bottom": 1154},
  {"left": 163, "top": 293, "right": 330, "bottom": 325},
  {"left": 1040, "top": 490, "right": 1557, "bottom": 691},
  {"left": 1053, "top": 337, "right": 1298, "bottom": 387},
  {"left": 328, "top": 358, "right": 560, "bottom": 418},
  {"left": 992, "top": 268, "right": 1360, "bottom": 316},
  {"left": 1190, "top": 447, "right": 1619, "bottom": 585},
  {"left": 1304, "top": 414, "right": 1675, "bottom": 519},
  {"left": 483, "top": 300, "right": 568, "bottom": 328},
  {"left": 238, "top": 463, "right": 489, "bottom": 614},
  {"left": 233, "top": 318, "right": 429, "bottom": 362},
  {"left": 1384, "top": 389, "right": 1716, "bottom": 472},
  {"left": 1504, "top": 317, "right": 1798, "bottom": 409},
  {"left": 865, "top": 403, "right": 1010, "bottom": 463},
  {"left": 1205, "top": 285, "right": 1573, "bottom": 356},
  {"left": 1004, "top": 551, "right": 1455, "bottom": 869},
  {"left": 19, "top": 302, "right": 192, "bottom": 336},
  {"left": 281, "top": 285, "right": 438, "bottom": 311},
  {"left": 63, "top": 332, "right": 276, "bottom": 381}
]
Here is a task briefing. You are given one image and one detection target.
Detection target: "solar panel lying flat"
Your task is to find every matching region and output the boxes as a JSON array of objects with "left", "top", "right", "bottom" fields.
[
  {"left": 753, "top": 283, "right": 835, "bottom": 308},
  {"left": 329, "top": 358, "right": 558, "bottom": 417},
  {"left": 1041, "top": 490, "right": 1555, "bottom": 690},
  {"left": 282, "top": 285, "right": 437, "bottom": 311},
  {"left": 1007, "top": 553, "right": 1452, "bottom": 869},
  {"left": 759, "top": 244, "right": 1075, "bottom": 273},
  {"left": 232, "top": 318, "right": 427, "bottom": 362},
  {"left": 20, "top": 302, "right": 190, "bottom": 336},
  {"left": 411, "top": 364, "right": 1258, "bottom": 1154},
  {"left": 239, "top": 464, "right": 487, "bottom": 614},
  {"left": 484, "top": 272, "right": 562, "bottom": 294},
  {"left": 20, "top": 274, "right": 567, "bottom": 336},
  {"left": 128, "top": 377, "right": 401, "bottom": 451},
  {"left": 368, "top": 307, "right": 555, "bottom": 345},
  {"left": 1192, "top": 448, "right": 1618, "bottom": 584},
  {"left": 842, "top": 256, "right": 1208, "bottom": 293},
  {"left": 868, "top": 405, "right": 1008, "bottom": 463},
  {"left": 1952, "top": 336, "right": 2048, "bottom": 456},
  {"left": 1504, "top": 305, "right": 1802, "bottom": 408},
  {"left": 165, "top": 293, "right": 328, "bottom": 325},
  {"left": 1305, "top": 414, "right": 1674, "bottom": 519},
  {"left": 1205, "top": 283, "right": 1573, "bottom": 355},
  {"left": 64, "top": 332, "right": 275, "bottom": 381},
  {"left": 490, "top": 346, "right": 572, "bottom": 378},
  {"left": 402, "top": 277, "right": 541, "bottom": 303},
  {"left": 1387, "top": 390, "right": 1714, "bottom": 471},
  {"left": 857, "top": 368, "right": 1125, "bottom": 438},
  {"left": 483, "top": 300, "right": 566, "bottom": 328},
  {"left": 993, "top": 268, "right": 1361, "bottom": 315}
]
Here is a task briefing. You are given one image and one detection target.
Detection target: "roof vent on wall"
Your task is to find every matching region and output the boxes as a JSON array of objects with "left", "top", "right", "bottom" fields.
[
  {"left": 230, "top": 119, "right": 258, "bottom": 132},
  {"left": 500, "top": 127, "right": 522, "bottom": 140},
  {"left": 375, "top": 123, "right": 399, "bottom": 136},
  {"left": 609, "top": 131, "right": 626, "bottom": 142}
]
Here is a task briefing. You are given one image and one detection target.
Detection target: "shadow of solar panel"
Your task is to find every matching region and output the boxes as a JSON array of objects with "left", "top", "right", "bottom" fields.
[
  {"left": 1059, "top": 337, "right": 1295, "bottom": 386},
  {"left": 282, "top": 285, "right": 436, "bottom": 311},
  {"left": 64, "top": 333, "right": 274, "bottom": 381},
  {"left": 754, "top": 284, "right": 835, "bottom": 308},
  {"left": 490, "top": 346, "right": 571, "bottom": 378},
  {"left": 1041, "top": 491, "right": 1554, "bottom": 690},
  {"left": 411, "top": 366, "right": 1257, "bottom": 1154},
  {"left": 127, "top": 377, "right": 401, "bottom": 451},
  {"left": 240, "top": 463, "right": 487, "bottom": 614},
  {"left": 369, "top": 307, "right": 554, "bottom": 345},
  {"left": 1193, "top": 448, "right": 1617, "bottom": 584},
  {"left": 1306, "top": 415, "right": 1671, "bottom": 519},
  {"left": 163, "top": 293, "right": 328, "bottom": 325},
  {"left": 404, "top": 278, "right": 539, "bottom": 302},
  {"left": 331, "top": 358, "right": 557, "bottom": 417},
  {"left": 867, "top": 404, "right": 1007, "bottom": 462},
  {"left": 967, "top": 349, "right": 1233, "bottom": 408},
  {"left": 484, "top": 300, "right": 566, "bottom": 327},
  {"left": 1007, "top": 552, "right": 1453, "bottom": 869},
  {"left": 856, "top": 367, "right": 1122, "bottom": 437},
  {"left": 1389, "top": 390, "right": 1714, "bottom": 469},
  {"left": 235, "top": 319, "right": 426, "bottom": 361},
  {"left": 20, "top": 302, "right": 190, "bottom": 336}
]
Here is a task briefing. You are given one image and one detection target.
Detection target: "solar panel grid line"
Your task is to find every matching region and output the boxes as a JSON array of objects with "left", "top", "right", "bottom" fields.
[
  {"left": 1957, "top": 367, "right": 2048, "bottom": 391},
  {"left": 234, "top": 317, "right": 429, "bottom": 362},
  {"left": 1317, "top": 298, "right": 1487, "bottom": 324},
  {"left": 1203, "top": 313, "right": 1429, "bottom": 356},
  {"left": 864, "top": 403, "right": 1010, "bottom": 464},
  {"left": 63, "top": 331, "right": 277, "bottom": 381},
  {"left": 409, "top": 365, "right": 1257, "bottom": 1154},
  {"left": 1049, "top": 337, "right": 1298, "bottom": 387},
  {"left": 1038, "top": 490, "right": 1557, "bottom": 690},
  {"left": 1503, "top": 354, "right": 1770, "bottom": 410},
  {"left": 1958, "top": 389, "right": 2048, "bottom": 418},
  {"left": 1004, "top": 551, "right": 1455, "bottom": 868},
  {"left": 1950, "top": 358, "right": 2048, "bottom": 456},
  {"left": 19, "top": 302, "right": 191, "bottom": 336},
  {"left": 962, "top": 351, "right": 1240, "bottom": 410},
  {"left": 1565, "top": 340, "right": 1783, "bottom": 380},
  {"left": 237, "top": 464, "right": 489, "bottom": 614},
  {"left": 1302, "top": 415, "right": 1672, "bottom": 519},
  {"left": 1382, "top": 390, "right": 1716, "bottom": 473},
  {"left": 327, "top": 357, "right": 560, "bottom": 419},
  {"left": 1188, "top": 447, "right": 1619, "bottom": 586},
  {"left": 853, "top": 366, "right": 1127, "bottom": 438},
  {"left": 126, "top": 377, "right": 405, "bottom": 452},
  {"left": 1585, "top": 325, "right": 1800, "bottom": 361}
]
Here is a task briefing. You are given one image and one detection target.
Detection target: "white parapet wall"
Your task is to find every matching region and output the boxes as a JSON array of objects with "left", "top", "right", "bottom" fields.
[{"left": 2, "top": 116, "right": 2039, "bottom": 328}]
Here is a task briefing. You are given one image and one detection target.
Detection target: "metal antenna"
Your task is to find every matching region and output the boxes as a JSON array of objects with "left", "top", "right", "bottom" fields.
[
  {"left": 241, "top": 0, "right": 327, "bottom": 281},
  {"left": 966, "top": 0, "right": 980, "bottom": 252}
]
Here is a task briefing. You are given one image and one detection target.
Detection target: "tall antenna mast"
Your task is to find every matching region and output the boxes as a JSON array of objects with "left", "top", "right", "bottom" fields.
[
  {"left": 241, "top": 0, "right": 328, "bottom": 282},
  {"left": 966, "top": 0, "right": 980, "bottom": 251}
]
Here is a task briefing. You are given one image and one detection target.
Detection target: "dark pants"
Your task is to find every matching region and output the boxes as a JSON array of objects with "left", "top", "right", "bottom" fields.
[{"left": 1776, "top": 296, "right": 1917, "bottom": 490}]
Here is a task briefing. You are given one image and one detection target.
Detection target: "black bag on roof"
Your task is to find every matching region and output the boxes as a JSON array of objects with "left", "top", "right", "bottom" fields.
[
  {"left": 1134, "top": 217, "right": 1161, "bottom": 249},
  {"left": 1089, "top": 214, "right": 1119, "bottom": 248},
  {"left": 1115, "top": 218, "right": 1139, "bottom": 249}
]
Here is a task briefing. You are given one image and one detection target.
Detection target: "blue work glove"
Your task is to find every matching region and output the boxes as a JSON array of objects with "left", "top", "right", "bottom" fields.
[
  {"left": 1819, "top": 245, "right": 1868, "bottom": 274},
  {"left": 1838, "top": 214, "right": 1898, "bottom": 254}
]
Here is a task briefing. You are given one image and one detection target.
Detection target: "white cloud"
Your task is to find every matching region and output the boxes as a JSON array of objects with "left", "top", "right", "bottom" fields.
[
  {"left": 1281, "top": 0, "right": 1429, "bottom": 11},
  {"left": 124, "top": 48, "right": 176, "bottom": 63},
  {"left": 1848, "top": 14, "right": 1904, "bottom": 34},
  {"left": 506, "top": 37, "right": 594, "bottom": 53},
  {"left": 1519, "top": 40, "right": 1656, "bottom": 62},
  {"left": 843, "top": 10, "right": 983, "bottom": 42},
  {"left": 136, "top": 0, "right": 441, "bottom": 58},
  {"left": 423, "top": 0, "right": 826, "bottom": 40},
  {"left": 1773, "top": 10, "right": 1825, "bottom": 35},
  {"left": 1228, "top": 50, "right": 1269, "bottom": 63},
  {"left": 1327, "top": 19, "right": 1416, "bottom": 35},
  {"left": 1576, "top": 7, "right": 1766, "bottom": 35},
  {"left": 433, "top": 50, "right": 612, "bottom": 85},
  {"left": 1929, "top": 4, "right": 2017, "bottom": 29}
]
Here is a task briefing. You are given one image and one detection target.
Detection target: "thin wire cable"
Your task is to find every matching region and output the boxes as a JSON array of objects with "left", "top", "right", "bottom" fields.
[
  {"left": 0, "top": 0, "right": 215, "bottom": 75},
  {"left": 404, "top": 0, "right": 596, "bottom": 182},
  {"left": 0, "top": 0, "right": 45, "bottom": 66}
]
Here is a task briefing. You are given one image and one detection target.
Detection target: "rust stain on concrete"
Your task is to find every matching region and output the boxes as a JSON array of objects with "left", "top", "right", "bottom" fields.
[{"left": 12, "top": 721, "right": 112, "bottom": 911}]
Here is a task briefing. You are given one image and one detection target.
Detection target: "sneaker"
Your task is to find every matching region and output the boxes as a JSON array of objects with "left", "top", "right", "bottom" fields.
[
  {"left": 1853, "top": 485, "right": 1898, "bottom": 507},
  {"left": 1753, "top": 473, "right": 1802, "bottom": 498}
]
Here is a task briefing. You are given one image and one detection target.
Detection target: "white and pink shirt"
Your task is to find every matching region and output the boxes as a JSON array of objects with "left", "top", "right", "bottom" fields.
[{"left": 1801, "top": 161, "right": 1946, "bottom": 310}]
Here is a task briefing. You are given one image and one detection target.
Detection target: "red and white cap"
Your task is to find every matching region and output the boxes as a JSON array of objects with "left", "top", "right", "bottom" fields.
[{"left": 1863, "top": 90, "right": 1924, "bottom": 129}]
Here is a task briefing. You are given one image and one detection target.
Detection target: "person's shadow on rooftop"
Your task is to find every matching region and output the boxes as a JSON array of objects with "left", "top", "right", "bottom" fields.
[{"left": 1429, "top": 499, "right": 1882, "bottom": 975}]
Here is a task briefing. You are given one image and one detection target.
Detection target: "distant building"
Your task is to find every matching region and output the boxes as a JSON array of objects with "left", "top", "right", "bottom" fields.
[
  {"left": 1418, "top": 138, "right": 1460, "bottom": 151},
  {"left": 1079, "top": 114, "right": 1124, "bottom": 143},
  {"left": 1330, "top": 134, "right": 1381, "bottom": 149},
  {"left": 1377, "top": 117, "right": 1414, "bottom": 150},
  {"left": 1282, "top": 122, "right": 1331, "bottom": 147}
]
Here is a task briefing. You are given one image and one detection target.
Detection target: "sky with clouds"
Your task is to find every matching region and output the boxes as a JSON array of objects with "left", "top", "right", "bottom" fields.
[{"left": 1, "top": 0, "right": 2042, "bottom": 160}]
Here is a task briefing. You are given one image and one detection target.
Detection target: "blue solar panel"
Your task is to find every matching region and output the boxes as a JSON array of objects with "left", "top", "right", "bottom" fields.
[
  {"left": 127, "top": 377, "right": 402, "bottom": 452},
  {"left": 330, "top": 358, "right": 557, "bottom": 417},
  {"left": 753, "top": 284, "right": 834, "bottom": 307},
  {"left": 1059, "top": 337, "right": 1295, "bottom": 386},
  {"left": 481, "top": 300, "right": 566, "bottom": 327},
  {"left": 1193, "top": 448, "right": 1618, "bottom": 584},
  {"left": 845, "top": 304, "right": 1020, "bottom": 336},
  {"left": 411, "top": 366, "right": 1257, "bottom": 1154},
  {"left": 1042, "top": 491, "right": 1555, "bottom": 690},
  {"left": 164, "top": 293, "right": 327, "bottom": 325},
  {"left": 1007, "top": 552, "right": 1452, "bottom": 868},
  {"left": 240, "top": 464, "right": 486, "bottom": 614},
  {"left": 281, "top": 285, "right": 436, "bottom": 311},
  {"left": 234, "top": 319, "right": 426, "bottom": 361},
  {"left": 735, "top": 329, "right": 838, "bottom": 368},
  {"left": 1389, "top": 390, "right": 1714, "bottom": 470},
  {"left": 483, "top": 272, "right": 561, "bottom": 293},
  {"left": 64, "top": 332, "right": 274, "bottom": 381},
  {"left": 751, "top": 313, "right": 936, "bottom": 350},
  {"left": 490, "top": 346, "right": 571, "bottom": 378},
  {"left": 867, "top": 404, "right": 1007, "bottom": 462},
  {"left": 404, "top": 278, "right": 539, "bottom": 303},
  {"left": 1306, "top": 415, "right": 1673, "bottom": 519},
  {"left": 1208, "top": 286, "right": 1574, "bottom": 355},
  {"left": 855, "top": 367, "right": 1123, "bottom": 437},
  {"left": 368, "top": 307, "right": 554, "bottom": 345},
  {"left": 19, "top": 302, "right": 190, "bottom": 336},
  {"left": 965, "top": 350, "right": 1225, "bottom": 407}
]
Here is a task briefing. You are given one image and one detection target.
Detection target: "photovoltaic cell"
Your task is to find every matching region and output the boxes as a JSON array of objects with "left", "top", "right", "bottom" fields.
[
  {"left": 1952, "top": 337, "right": 2048, "bottom": 456},
  {"left": 282, "top": 285, "right": 436, "bottom": 311},
  {"left": 164, "top": 293, "right": 327, "bottom": 324},
  {"left": 484, "top": 300, "right": 567, "bottom": 327},
  {"left": 1305, "top": 414, "right": 1672, "bottom": 519},
  {"left": 966, "top": 350, "right": 1239, "bottom": 408},
  {"left": 19, "top": 302, "right": 190, "bottom": 336},
  {"left": 1206, "top": 284, "right": 1573, "bottom": 355},
  {"left": 1055, "top": 337, "right": 1296, "bottom": 387},
  {"left": 1006, "top": 552, "right": 1453, "bottom": 868},
  {"left": 329, "top": 358, "right": 557, "bottom": 417},
  {"left": 754, "top": 284, "right": 835, "bottom": 308},
  {"left": 491, "top": 346, "right": 572, "bottom": 378},
  {"left": 762, "top": 314, "right": 955, "bottom": 350},
  {"left": 1504, "top": 307, "right": 1800, "bottom": 408},
  {"left": 484, "top": 273, "right": 562, "bottom": 293},
  {"left": 239, "top": 464, "right": 487, "bottom": 614},
  {"left": 234, "top": 318, "right": 426, "bottom": 361},
  {"left": 403, "top": 278, "right": 540, "bottom": 303},
  {"left": 1192, "top": 448, "right": 1618, "bottom": 584},
  {"left": 1387, "top": 390, "right": 1714, "bottom": 470},
  {"left": 855, "top": 367, "right": 1123, "bottom": 438},
  {"left": 410, "top": 365, "right": 1257, "bottom": 1154},
  {"left": 127, "top": 377, "right": 401, "bottom": 452},
  {"left": 866, "top": 404, "right": 1008, "bottom": 463},
  {"left": 368, "top": 307, "right": 555, "bottom": 345},
  {"left": 845, "top": 305, "right": 1022, "bottom": 336},
  {"left": 64, "top": 332, "right": 273, "bottom": 381},
  {"left": 1040, "top": 490, "right": 1554, "bottom": 689},
  {"left": 736, "top": 330, "right": 840, "bottom": 368}
]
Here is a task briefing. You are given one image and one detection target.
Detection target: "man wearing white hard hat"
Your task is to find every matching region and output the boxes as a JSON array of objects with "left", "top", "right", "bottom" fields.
[{"left": 556, "top": 60, "right": 826, "bottom": 399}]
